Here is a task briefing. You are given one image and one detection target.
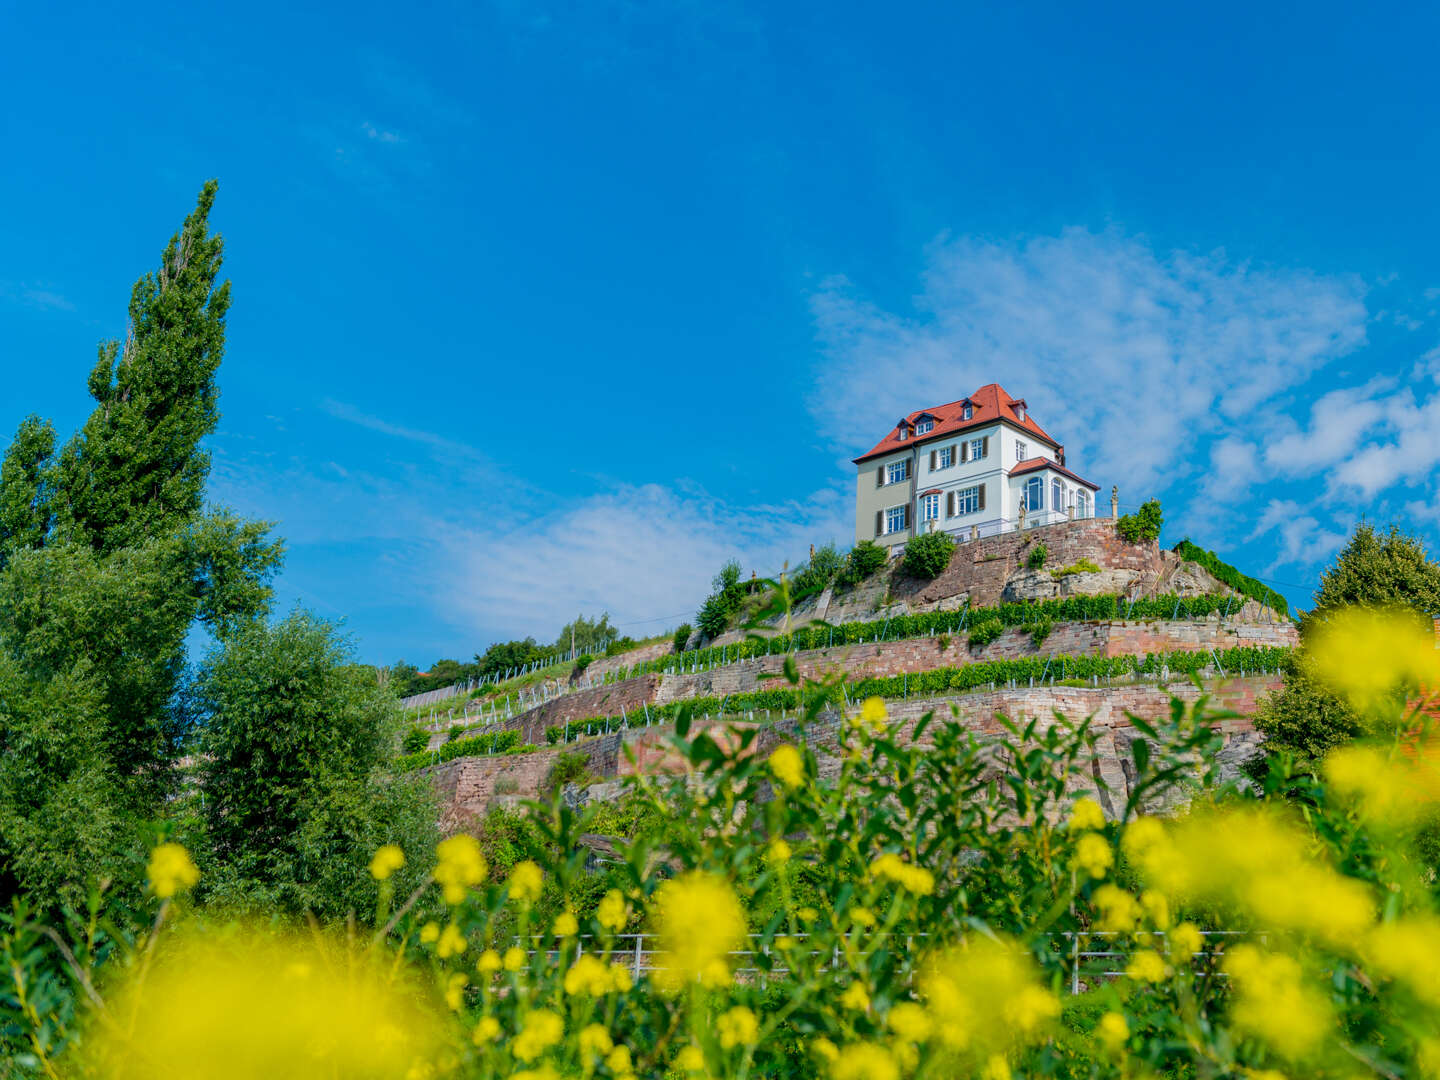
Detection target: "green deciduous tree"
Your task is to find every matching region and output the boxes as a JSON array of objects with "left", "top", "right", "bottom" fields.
[
  {"left": 194, "top": 612, "right": 438, "bottom": 918},
  {"left": 0, "top": 416, "right": 56, "bottom": 568}
]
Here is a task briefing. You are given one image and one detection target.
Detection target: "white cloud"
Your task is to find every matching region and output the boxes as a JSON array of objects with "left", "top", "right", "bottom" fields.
[
  {"left": 809, "top": 228, "right": 1369, "bottom": 495},
  {"left": 434, "top": 483, "right": 850, "bottom": 641},
  {"left": 0, "top": 280, "right": 75, "bottom": 312},
  {"left": 1248, "top": 499, "right": 1348, "bottom": 570},
  {"left": 361, "top": 121, "right": 403, "bottom": 144}
]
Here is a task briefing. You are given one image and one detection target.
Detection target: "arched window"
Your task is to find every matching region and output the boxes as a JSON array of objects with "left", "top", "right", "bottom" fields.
[
  {"left": 1051, "top": 479, "right": 1062, "bottom": 514},
  {"left": 1076, "top": 490, "right": 1089, "bottom": 518},
  {"left": 1025, "top": 476, "right": 1045, "bottom": 513}
]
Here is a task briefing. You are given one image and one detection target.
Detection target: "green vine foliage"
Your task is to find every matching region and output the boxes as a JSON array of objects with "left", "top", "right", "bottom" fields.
[
  {"left": 395, "top": 729, "right": 522, "bottom": 771},
  {"left": 1027, "top": 543, "right": 1048, "bottom": 570},
  {"left": 1173, "top": 540, "right": 1288, "bottom": 616},
  {"left": 903, "top": 531, "right": 956, "bottom": 580}
]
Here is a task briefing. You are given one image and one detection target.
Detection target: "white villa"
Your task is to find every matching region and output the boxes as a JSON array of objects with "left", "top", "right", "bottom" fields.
[{"left": 853, "top": 382, "right": 1103, "bottom": 548}]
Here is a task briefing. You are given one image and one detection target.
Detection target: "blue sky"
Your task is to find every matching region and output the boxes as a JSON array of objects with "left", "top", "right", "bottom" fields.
[{"left": 4, "top": 1, "right": 1440, "bottom": 665}]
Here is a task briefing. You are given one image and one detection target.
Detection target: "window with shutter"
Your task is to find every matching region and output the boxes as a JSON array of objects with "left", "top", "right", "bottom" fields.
[
  {"left": 903, "top": 505, "right": 911, "bottom": 529},
  {"left": 946, "top": 491, "right": 956, "bottom": 516},
  {"left": 876, "top": 466, "right": 883, "bottom": 488},
  {"left": 960, "top": 442, "right": 969, "bottom": 463},
  {"left": 982, "top": 435, "right": 990, "bottom": 457},
  {"left": 875, "top": 510, "right": 882, "bottom": 537},
  {"left": 978, "top": 484, "right": 986, "bottom": 511},
  {"left": 929, "top": 450, "right": 937, "bottom": 471}
]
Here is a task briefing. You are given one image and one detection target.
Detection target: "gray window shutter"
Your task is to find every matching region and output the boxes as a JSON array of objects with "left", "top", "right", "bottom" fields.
[
  {"left": 982, "top": 436, "right": 990, "bottom": 458},
  {"left": 875, "top": 510, "right": 883, "bottom": 537},
  {"left": 978, "top": 483, "right": 986, "bottom": 511},
  {"left": 930, "top": 450, "right": 937, "bottom": 471},
  {"left": 876, "top": 466, "right": 884, "bottom": 487},
  {"left": 949, "top": 443, "right": 957, "bottom": 465},
  {"left": 960, "top": 442, "right": 969, "bottom": 463},
  {"left": 903, "top": 505, "right": 911, "bottom": 529},
  {"left": 946, "top": 491, "right": 955, "bottom": 516}
]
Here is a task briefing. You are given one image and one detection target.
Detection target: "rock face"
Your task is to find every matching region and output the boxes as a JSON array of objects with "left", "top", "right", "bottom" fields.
[{"left": 714, "top": 518, "right": 1268, "bottom": 640}]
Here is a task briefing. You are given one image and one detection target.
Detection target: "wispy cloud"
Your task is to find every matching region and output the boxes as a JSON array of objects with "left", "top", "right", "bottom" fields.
[
  {"left": 320, "top": 398, "right": 488, "bottom": 464},
  {"left": 808, "top": 228, "right": 1370, "bottom": 495},
  {"left": 361, "top": 121, "right": 403, "bottom": 144},
  {"left": 0, "top": 280, "right": 75, "bottom": 312}
]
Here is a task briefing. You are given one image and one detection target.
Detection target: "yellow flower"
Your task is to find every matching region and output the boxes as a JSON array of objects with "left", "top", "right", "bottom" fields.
[
  {"left": 812, "top": 1038, "right": 840, "bottom": 1064},
  {"left": 922, "top": 936, "right": 1058, "bottom": 1056},
  {"left": 1139, "top": 889, "right": 1170, "bottom": 930},
  {"left": 437, "top": 923, "right": 467, "bottom": 959},
  {"left": 768, "top": 743, "right": 806, "bottom": 789},
  {"left": 503, "top": 946, "right": 526, "bottom": 972},
  {"left": 564, "top": 955, "right": 617, "bottom": 997},
  {"left": 80, "top": 931, "right": 444, "bottom": 1077},
  {"left": 768, "top": 838, "right": 792, "bottom": 864},
  {"left": 605, "top": 1046, "right": 633, "bottom": 1074},
  {"left": 850, "top": 906, "right": 877, "bottom": 927},
  {"left": 717, "top": 1005, "right": 759, "bottom": 1049},
  {"left": 887, "top": 1001, "right": 933, "bottom": 1042},
  {"left": 508, "top": 859, "right": 544, "bottom": 903},
  {"left": 1168, "top": 922, "right": 1203, "bottom": 962},
  {"left": 513, "top": 1009, "right": 564, "bottom": 1063},
  {"left": 443, "top": 971, "right": 468, "bottom": 1010},
  {"left": 1225, "top": 945, "right": 1330, "bottom": 1059},
  {"left": 859, "top": 696, "right": 888, "bottom": 732},
  {"left": 610, "top": 963, "right": 634, "bottom": 992},
  {"left": 433, "top": 834, "right": 487, "bottom": 905},
  {"left": 472, "top": 1015, "right": 501, "bottom": 1044},
  {"left": 597, "top": 888, "right": 628, "bottom": 932},
  {"left": 1327, "top": 744, "right": 1440, "bottom": 826},
  {"left": 1073, "top": 833, "right": 1113, "bottom": 879},
  {"left": 1097, "top": 1011, "right": 1129, "bottom": 1051},
  {"left": 981, "top": 1056, "right": 1012, "bottom": 1080},
  {"left": 553, "top": 911, "right": 579, "bottom": 937},
  {"left": 840, "top": 981, "right": 871, "bottom": 1011},
  {"left": 476, "top": 949, "right": 503, "bottom": 974},
  {"left": 1308, "top": 606, "right": 1440, "bottom": 714},
  {"left": 419, "top": 922, "right": 441, "bottom": 944},
  {"left": 675, "top": 1045, "right": 705, "bottom": 1071},
  {"left": 1068, "top": 796, "right": 1106, "bottom": 831},
  {"left": 146, "top": 843, "right": 200, "bottom": 899},
  {"left": 511, "top": 1069, "right": 560, "bottom": 1080},
  {"left": 1092, "top": 885, "right": 1140, "bottom": 934},
  {"left": 368, "top": 844, "right": 405, "bottom": 881},
  {"left": 1365, "top": 916, "right": 1440, "bottom": 1005},
  {"left": 653, "top": 871, "right": 747, "bottom": 992},
  {"left": 830, "top": 1042, "right": 899, "bottom": 1080},
  {"left": 579, "top": 1023, "right": 613, "bottom": 1057},
  {"left": 870, "top": 852, "right": 936, "bottom": 895},
  {"left": 1125, "top": 949, "right": 1167, "bottom": 983},
  {"left": 797, "top": 906, "right": 819, "bottom": 922}
]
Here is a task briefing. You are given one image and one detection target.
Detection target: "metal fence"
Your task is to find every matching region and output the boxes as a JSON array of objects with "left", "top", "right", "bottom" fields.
[{"left": 516, "top": 929, "right": 1248, "bottom": 991}]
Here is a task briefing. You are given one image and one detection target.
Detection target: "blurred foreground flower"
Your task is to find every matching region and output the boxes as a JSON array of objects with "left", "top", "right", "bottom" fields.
[
  {"left": 1307, "top": 607, "right": 1440, "bottom": 714},
  {"left": 146, "top": 842, "right": 199, "bottom": 899},
  {"left": 921, "top": 935, "right": 1058, "bottom": 1067},
  {"left": 81, "top": 930, "right": 443, "bottom": 1078},
  {"left": 653, "top": 871, "right": 746, "bottom": 991}
]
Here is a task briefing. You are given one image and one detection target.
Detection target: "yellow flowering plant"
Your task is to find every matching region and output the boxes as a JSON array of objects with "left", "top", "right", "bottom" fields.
[{"left": 8, "top": 603, "right": 1440, "bottom": 1080}]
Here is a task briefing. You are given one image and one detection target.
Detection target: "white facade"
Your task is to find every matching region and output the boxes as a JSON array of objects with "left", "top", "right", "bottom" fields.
[{"left": 853, "top": 389, "right": 1102, "bottom": 548}]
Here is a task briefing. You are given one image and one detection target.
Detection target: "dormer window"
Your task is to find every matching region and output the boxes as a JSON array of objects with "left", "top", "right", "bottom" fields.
[
  {"left": 916, "top": 419, "right": 934, "bottom": 434},
  {"left": 961, "top": 404, "right": 973, "bottom": 420},
  {"left": 897, "top": 426, "right": 909, "bottom": 441}
]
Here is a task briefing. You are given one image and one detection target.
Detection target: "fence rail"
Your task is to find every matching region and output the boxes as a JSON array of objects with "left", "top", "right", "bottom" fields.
[{"left": 513, "top": 930, "right": 1249, "bottom": 991}]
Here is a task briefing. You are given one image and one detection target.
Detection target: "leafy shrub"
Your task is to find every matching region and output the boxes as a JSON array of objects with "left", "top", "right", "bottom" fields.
[
  {"left": 1027, "top": 542, "right": 1048, "bottom": 570},
  {"left": 903, "top": 530, "right": 956, "bottom": 579},
  {"left": 395, "top": 729, "right": 522, "bottom": 772},
  {"left": 1174, "top": 539, "right": 1288, "bottom": 615},
  {"left": 572, "top": 654, "right": 594, "bottom": 675},
  {"left": 837, "top": 540, "right": 888, "bottom": 587},
  {"left": 1116, "top": 498, "right": 1164, "bottom": 544},
  {"left": 937, "top": 633, "right": 951, "bottom": 651},
  {"left": 1030, "top": 616, "right": 1053, "bottom": 647},
  {"left": 1051, "top": 557, "right": 1102, "bottom": 578},
  {"left": 792, "top": 543, "right": 844, "bottom": 598},
  {"left": 603, "top": 636, "right": 639, "bottom": 658},
  {"left": 492, "top": 776, "right": 520, "bottom": 795},
  {"left": 672, "top": 623, "right": 693, "bottom": 654},
  {"left": 402, "top": 726, "right": 431, "bottom": 754},
  {"left": 696, "top": 560, "right": 746, "bottom": 639},
  {"left": 968, "top": 615, "right": 1004, "bottom": 649},
  {"left": 447, "top": 723, "right": 467, "bottom": 742},
  {"left": 543, "top": 751, "right": 596, "bottom": 797}
]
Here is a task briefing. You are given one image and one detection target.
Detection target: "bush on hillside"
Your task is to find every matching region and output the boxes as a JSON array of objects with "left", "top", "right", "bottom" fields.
[
  {"left": 968, "top": 614, "right": 1004, "bottom": 649},
  {"left": 402, "top": 726, "right": 430, "bottom": 754},
  {"left": 1173, "top": 539, "right": 1288, "bottom": 615},
  {"left": 1030, "top": 615, "right": 1053, "bottom": 647},
  {"left": 1027, "top": 542, "right": 1048, "bottom": 570},
  {"left": 696, "top": 560, "right": 746, "bottom": 640},
  {"left": 1051, "top": 557, "right": 1101, "bottom": 578},
  {"left": 572, "top": 654, "right": 594, "bottom": 675},
  {"left": 672, "top": 622, "right": 693, "bottom": 654},
  {"left": 791, "top": 543, "right": 843, "bottom": 597},
  {"left": 1116, "top": 498, "right": 1163, "bottom": 544},
  {"left": 903, "top": 531, "right": 956, "bottom": 580},
  {"left": 837, "top": 540, "right": 888, "bottom": 587}
]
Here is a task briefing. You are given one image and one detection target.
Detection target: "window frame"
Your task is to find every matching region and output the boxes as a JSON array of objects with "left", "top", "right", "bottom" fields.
[
  {"left": 938, "top": 446, "right": 953, "bottom": 469},
  {"left": 920, "top": 492, "right": 940, "bottom": 522},
  {"left": 1016, "top": 440, "right": 1027, "bottom": 462},
  {"left": 1025, "top": 475, "right": 1045, "bottom": 512},
  {"left": 885, "top": 505, "right": 907, "bottom": 535},
  {"left": 956, "top": 485, "right": 981, "bottom": 516},
  {"left": 969, "top": 437, "right": 986, "bottom": 460},
  {"left": 915, "top": 419, "right": 934, "bottom": 434},
  {"left": 885, "top": 460, "right": 910, "bottom": 485}
]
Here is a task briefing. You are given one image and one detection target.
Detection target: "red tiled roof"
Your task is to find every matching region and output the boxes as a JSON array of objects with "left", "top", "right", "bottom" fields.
[
  {"left": 1010, "top": 456, "right": 1101, "bottom": 491},
  {"left": 853, "top": 383, "right": 1060, "bottom": 464}
]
